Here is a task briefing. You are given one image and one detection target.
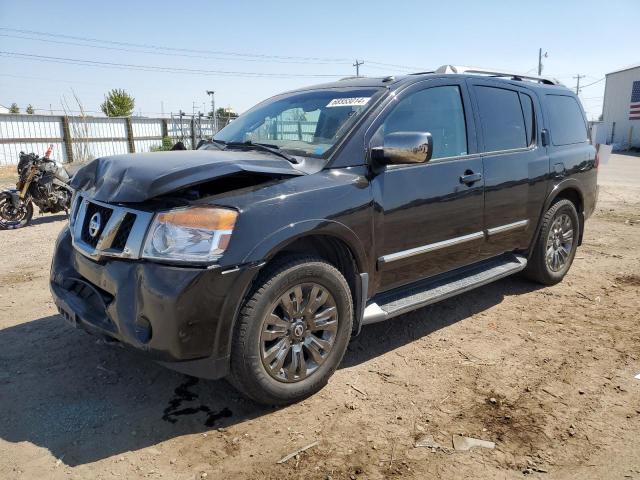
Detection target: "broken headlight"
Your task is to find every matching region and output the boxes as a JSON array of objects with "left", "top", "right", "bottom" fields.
[{"left": 142, "top": 206, "right": 237, "bottom": 263}]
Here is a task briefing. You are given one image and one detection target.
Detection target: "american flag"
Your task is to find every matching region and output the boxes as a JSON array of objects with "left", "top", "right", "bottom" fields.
[{"left": 631, "top": 80, "right": 640, "bottom": 120}]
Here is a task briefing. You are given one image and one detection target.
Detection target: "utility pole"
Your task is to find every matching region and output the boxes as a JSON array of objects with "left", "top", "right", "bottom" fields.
[
  {"left": 353, "top": 59, "right": 364, "bottom": 77},
  {"left": 537, "top": 48, "right": 548, "bottom": 76},
  {"left": 573, "top": 74, "right": 586, "bottom": 95},
  {"left": 206, "top": 90, "right": 217, "bottom": 133}
]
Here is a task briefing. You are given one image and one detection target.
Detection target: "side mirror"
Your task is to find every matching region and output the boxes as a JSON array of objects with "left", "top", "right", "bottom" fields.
[{"left": 371, "top": 132, "right": 433, "bottom": 165}]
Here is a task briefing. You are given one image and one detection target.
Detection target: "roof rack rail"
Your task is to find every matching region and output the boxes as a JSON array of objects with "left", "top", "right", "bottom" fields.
[{"left": 435, "top": 65, "right": 562, "bottom": 86}]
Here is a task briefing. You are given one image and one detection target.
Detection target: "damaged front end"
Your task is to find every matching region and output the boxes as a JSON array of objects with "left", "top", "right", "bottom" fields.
[
  {"left": 50, "top": 225, "right": 259, "bottom": 378},
  {"left": 50, "top": 149, "right": 303, "bottom": 377},
  {"left": 70, "top": 149, "right": 304, "bottom": 204}
]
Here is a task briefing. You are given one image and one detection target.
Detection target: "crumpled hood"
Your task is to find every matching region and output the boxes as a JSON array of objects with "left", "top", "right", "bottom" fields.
[{"left": 70, "top": 149, "right": 304, "bottom": 203}]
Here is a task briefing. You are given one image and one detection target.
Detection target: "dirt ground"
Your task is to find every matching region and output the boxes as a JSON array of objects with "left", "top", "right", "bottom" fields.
[{"left": 0, "top": 154, "right": 639, "bottom": 480}]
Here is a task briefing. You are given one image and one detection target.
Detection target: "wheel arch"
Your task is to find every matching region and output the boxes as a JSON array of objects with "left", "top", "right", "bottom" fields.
[
  {"left": 530, "top": 179, "right": 586, "bottom": 253},
  {"left": 241, "top": 220, "right": 371, "bottom": 335},
  {"left": 242, "top": 220, "right": 370, "bottom": 277}
]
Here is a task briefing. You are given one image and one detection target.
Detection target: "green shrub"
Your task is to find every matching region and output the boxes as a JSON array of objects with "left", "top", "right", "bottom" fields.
[{"left": 150, "top": 136, "right": 175, "bottom": 152}]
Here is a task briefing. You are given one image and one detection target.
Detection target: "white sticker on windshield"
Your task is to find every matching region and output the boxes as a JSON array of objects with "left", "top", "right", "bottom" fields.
[{"left": 326, "top": 97, "right": 371, "bottom": 108}]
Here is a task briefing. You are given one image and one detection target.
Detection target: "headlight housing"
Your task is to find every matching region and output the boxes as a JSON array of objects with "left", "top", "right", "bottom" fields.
[{"left": 142, "top": 206, "right": 237, "bottom": 264}]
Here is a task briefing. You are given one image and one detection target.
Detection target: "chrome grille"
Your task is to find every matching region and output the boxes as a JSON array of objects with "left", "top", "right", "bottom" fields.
[
  {"left": 70, "top": 194, "right": 154, "bottom": 261},
  {"left": 111, "top": 213, "right": 137, "bottom": 251},
  {"left": 81, "top": 203, "right": 113, "bottom": 247}
]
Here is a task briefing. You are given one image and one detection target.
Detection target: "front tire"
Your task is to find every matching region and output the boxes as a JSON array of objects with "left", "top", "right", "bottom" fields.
[
  {"left": 0, "top": 195, "right": 33, "bottom": 230},
  {"left": 523, "top": 199, "right": 580, "bottom": 285},
  {"left": 229, "top": 256, "right": 353, "bottom": 405}
]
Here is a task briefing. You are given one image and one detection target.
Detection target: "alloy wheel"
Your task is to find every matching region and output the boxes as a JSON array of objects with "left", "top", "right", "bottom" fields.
[
  {"left": 260, "top": 283, "right": 339, "bottom": 383},
  {"left": 545, "top": 213, "right": 574, "bottom": 272}
]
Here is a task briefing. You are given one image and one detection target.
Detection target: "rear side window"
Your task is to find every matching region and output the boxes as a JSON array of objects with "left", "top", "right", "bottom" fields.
[
  {"left": 519, "top": 93, "right": 535, "bottom": 146},
  {"left": 545, "top": 95, "right": 588, "bottom": 145},
  {"left": 475, "top": 86, "right": 527, "bottom": 151},
  {"left": 381, "top": 85, "right": 468, "bottom": 159}
]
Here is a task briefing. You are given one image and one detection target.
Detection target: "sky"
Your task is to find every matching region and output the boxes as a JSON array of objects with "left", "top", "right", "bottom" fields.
[{"left": 0, "top": 0, "right": 637, "bottom": 120}]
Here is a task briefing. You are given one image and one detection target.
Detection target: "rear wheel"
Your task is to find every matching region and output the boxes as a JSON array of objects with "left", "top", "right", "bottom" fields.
[
  {"left": 523, "top": 199, "right": 580, "bottom": 285},
  {"left": 229, "top": 256, "right": 353, "bottom": 405},
  {"left": 0, "top": 195, "right": 33, "bottom": 230}
]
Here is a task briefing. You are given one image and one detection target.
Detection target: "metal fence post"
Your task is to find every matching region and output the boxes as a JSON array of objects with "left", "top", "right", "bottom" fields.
[
  {"left": 61, "top": 116, "right": 74, "bottom": 163},
  {"left": 126, "top": 117, "right": 136, "bottom": 153},
  {"left": 161, "top": 118, "right": 168, "bottom": 140},
  {"left": 190, "top": 117, "right": 196, "bottom": 149}
]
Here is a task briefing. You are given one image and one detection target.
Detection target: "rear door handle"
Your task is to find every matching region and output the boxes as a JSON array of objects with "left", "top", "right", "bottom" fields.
[{"left": 460, "top": 171, "right": 482, "bottom": 185}]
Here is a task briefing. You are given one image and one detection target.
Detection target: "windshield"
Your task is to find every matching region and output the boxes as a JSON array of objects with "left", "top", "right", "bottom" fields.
[{"left": 212, "top": 87, "right": 383, "bottom": 159}]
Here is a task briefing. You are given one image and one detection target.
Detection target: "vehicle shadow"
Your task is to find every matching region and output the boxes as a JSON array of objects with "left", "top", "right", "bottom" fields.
[
  {"left": 29, "top": 213, "right": 67, "bottom": 226},
  {"left": 343, "top": 275, "right": 542, "bottom": 368},
  {"left": 0, "top": 276, "right": 540, "bottom": 466}
]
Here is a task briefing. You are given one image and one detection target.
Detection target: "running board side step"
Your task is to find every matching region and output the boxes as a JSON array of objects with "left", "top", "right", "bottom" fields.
[{"left": 362, "top": 253, "right": 527, "bottom": 325}]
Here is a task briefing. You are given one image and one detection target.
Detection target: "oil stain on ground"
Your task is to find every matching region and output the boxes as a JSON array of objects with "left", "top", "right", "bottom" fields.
[{"left": 162, "top": 376, "right": 233, "bottom": 427}]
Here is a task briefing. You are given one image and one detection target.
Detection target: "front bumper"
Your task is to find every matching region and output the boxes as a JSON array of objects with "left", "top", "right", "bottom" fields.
[{"left": 50, "top": 226, "right": 258, "bottom": 379}]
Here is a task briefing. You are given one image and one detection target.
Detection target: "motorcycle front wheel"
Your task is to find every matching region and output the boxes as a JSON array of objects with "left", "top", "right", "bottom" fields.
[{"left": 0, "top": 194, "right": 33, "bottom": 229}]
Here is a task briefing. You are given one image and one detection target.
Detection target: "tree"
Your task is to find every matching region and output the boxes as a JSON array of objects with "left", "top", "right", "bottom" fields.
[
  {"left": 9, "top": 103, "right": 19, "bottom": 114},
  {"left": 150, "top": 136, "right": 175, "bottom": 152},
  {"left": 26, "top": 104, "right": 35, "bottom": 114},
  {"left": 210, "top": 107, "right": 238, "bottom": 119},
  {"left": 100, "top": 89, "right": 135, "bottom": 117}
]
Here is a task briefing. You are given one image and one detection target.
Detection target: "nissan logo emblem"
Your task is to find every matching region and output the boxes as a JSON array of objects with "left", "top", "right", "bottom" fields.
[{"left": 88, "top": 212, "right": 102, "bottom": 238}]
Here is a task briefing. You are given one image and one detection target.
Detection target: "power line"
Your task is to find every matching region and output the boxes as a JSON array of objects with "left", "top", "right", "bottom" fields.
[
  {"left": 0, "top": 27, "right": 426, "bottom": 72},
  {"left": 579, "top": 77, "right": 605, "bottom": 89},
  {"left": 0, "top": 27, "right": 351, "bottom": 63},
  {"left": 365, "top": 60, "right": 428, "bottom": 71},
  {"left": 0, "top": 71, "right": 112, "bottom": 86},
  {"left": 0, "top": 51, "right": 346, "bottom": 78},
  {"left": 0, "top": 33, "right": 353, "bottom": 66}
]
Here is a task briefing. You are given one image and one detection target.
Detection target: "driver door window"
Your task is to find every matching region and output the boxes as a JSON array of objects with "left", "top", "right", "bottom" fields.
[{"left": 382, "top": 86, "right": 468, "bottom": 159}]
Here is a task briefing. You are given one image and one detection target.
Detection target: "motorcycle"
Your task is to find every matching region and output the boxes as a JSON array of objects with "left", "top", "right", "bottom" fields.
[{"left": 0, "top": 146, "right": 74, "bottom": 229}]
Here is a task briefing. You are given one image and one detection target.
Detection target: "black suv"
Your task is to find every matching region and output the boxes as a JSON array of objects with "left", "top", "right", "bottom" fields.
[{"left": 51, "top": 65, "right": 598, "bottom": 405}]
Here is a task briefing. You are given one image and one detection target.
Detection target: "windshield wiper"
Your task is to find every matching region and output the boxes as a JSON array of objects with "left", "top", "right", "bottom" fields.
[
  {"left": 224, "top": 141, "right": 298, "bottom": 164},
  {"left": 196, "top": 138, "right": 227, "bottom": 150}
]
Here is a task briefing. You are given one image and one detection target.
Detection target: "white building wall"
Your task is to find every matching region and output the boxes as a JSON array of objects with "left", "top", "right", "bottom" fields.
[
  {"left": 589, "top": 122, "right": 607, "bottom": 146},
  {"left": 601, "top": 65, "right": 640, "bottom": 149}
]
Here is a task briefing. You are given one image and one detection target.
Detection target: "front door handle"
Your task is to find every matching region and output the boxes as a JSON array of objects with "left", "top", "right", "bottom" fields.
[{"left": 460, "top": 171, "right": 482, "bottom": 185}]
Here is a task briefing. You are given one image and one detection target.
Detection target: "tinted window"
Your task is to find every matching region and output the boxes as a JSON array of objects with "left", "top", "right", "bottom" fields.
[
  {"left": 213, "top": 87, "right": 382, "bottom": 158},
  {"left": 382, "top": 86, "right": 467, "bottom": 159},
  {"left": 545, "top": 95, "right": 587, "bottom": 145},
  {"left": 476, "top": 86, "right": 527, "bottom": 151},
  {"left": 519, "top": 93, "right": 535, "bottom": 146}
]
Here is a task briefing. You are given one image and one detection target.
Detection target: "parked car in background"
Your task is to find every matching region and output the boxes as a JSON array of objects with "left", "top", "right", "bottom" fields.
[{"left": 50, "top": 65, "right": 598, "bottom": 405}]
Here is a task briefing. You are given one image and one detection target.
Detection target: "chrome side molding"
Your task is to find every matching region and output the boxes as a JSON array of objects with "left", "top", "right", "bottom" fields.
[
  {"left": 486, "top": 219, "right": 529, "bottom": 236},
  {"left": 378, "top": 231, "right": 484, "bottom": 265},
  {"left": 379, "top": 219, "right": 530, "bottom": 265}
]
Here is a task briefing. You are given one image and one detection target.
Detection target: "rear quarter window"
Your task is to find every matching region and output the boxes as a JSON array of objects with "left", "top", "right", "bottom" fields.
[{"left": 545, "top": 94, "right": 588, "bottom": 146}]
